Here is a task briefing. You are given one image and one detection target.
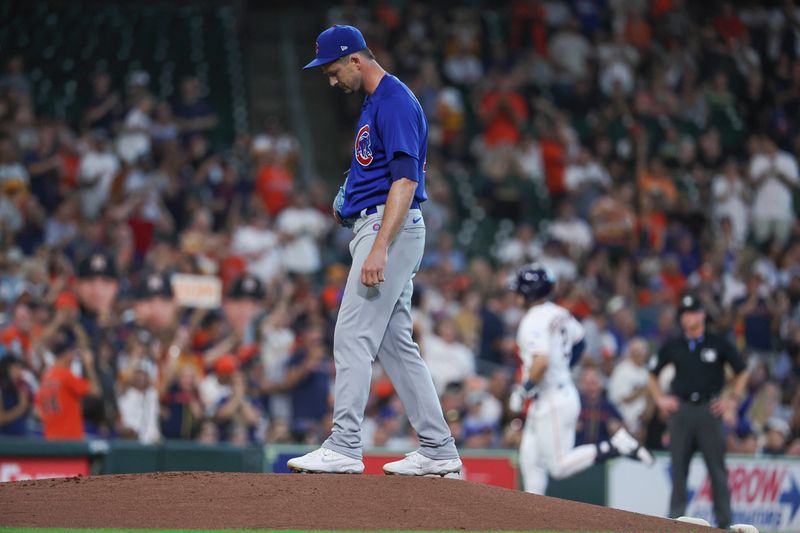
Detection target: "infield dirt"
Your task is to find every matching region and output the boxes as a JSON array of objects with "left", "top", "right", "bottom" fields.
[{"left": 0, "top": 471, "right": 724, "bottom": 531}]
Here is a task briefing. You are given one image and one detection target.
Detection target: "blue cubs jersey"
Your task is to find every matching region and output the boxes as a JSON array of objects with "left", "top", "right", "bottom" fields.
[{"left": 340, "top": 74, "right": 428, "bottom": 218}]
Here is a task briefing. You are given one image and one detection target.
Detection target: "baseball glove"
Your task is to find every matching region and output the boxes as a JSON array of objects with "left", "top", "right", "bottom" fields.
[{"left": 332, "top": 170, "right": 354, "bottom": 228}]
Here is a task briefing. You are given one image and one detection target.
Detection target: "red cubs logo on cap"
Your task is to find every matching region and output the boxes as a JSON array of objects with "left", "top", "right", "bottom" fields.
[{"left": 355, "top": 124, "right": 373, "bottom": 166}]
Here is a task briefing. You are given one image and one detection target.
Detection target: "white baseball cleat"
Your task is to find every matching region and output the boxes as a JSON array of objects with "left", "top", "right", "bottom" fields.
[
  {"left": 611, "top": 428, "right": 655, "bottom": 466},
  {"left": 383, "top": 451, "right": 463, "bottom": 476},
  {"left": 676, "top": 516, "right": 710, "bottom": 527},
  {"left": 287, "top": 447, "right": 365, "bottom": 474}
]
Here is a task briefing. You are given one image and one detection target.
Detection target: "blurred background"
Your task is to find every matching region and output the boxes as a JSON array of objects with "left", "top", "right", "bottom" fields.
[{"left": 1, "top": 0, "right": 800, "bottom": 471}]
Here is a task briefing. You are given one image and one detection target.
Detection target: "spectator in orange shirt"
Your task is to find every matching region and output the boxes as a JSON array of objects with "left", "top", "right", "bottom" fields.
[
  {"left": 539, "top": 127, "right": 566, "bottom": 199},
  {"left": 624, "top": 9, "right": 652, "bottom": 51},
  {"left": 590, "top": 184, "right": 637, "bottom": 253},
  {"left": 637, "top": 195, "right": 667, "bottom": 253},
  {"left": 253, "top": 136, "right": 293, "bottom": 217},
  {"left": 478, "top": 77, "right": 528, "bottom": 147},
  {"left": 36, "top": 327, "right": 100, "bottom": 440},
  {"left": 638, "top": 157, "right": 677, "bottom": 208},
  {"left": 636, "top": 131, "right": 677, "bottom": 210}
]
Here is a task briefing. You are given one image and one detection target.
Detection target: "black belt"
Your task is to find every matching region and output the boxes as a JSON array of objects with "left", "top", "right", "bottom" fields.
[
  {"left": 364, "top": 200, "right": 421, "bottom": 215},
  {"left": 679, "top": 392, "right": 714, "bottom": 404}
]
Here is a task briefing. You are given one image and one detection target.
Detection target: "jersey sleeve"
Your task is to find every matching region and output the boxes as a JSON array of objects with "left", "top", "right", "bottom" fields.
[
  {"left": 567, "top": 315, "right": 585, "bottom": 345},
  {"left": 721, "top": 338, "right": 747, "bottom": 374},
  {"left": 375, "top": 96, "right": 421, "bottom": 162},
  {"left": 64, "top": 372, "right": 91, "bottom": 398},
  {"left": 650, "top": 342, "right": 672, "bottom": 376},
  {"left": 518, "top": 317, "right": 550, "bottom": 364}
]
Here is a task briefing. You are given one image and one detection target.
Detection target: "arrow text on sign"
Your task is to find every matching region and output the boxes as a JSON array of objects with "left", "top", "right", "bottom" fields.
[{"left": 779, "top": 475, "right": 800, "bottom": 522}]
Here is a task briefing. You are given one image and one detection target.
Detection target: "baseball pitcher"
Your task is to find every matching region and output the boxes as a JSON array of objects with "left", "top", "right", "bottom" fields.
[{"left": 288, "top": 25, "right": 461, "bottom": 476}]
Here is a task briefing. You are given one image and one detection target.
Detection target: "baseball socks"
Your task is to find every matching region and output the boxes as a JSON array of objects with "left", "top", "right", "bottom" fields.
[{"left": 595, "top": 428, "right": 655, "bottom": 466}]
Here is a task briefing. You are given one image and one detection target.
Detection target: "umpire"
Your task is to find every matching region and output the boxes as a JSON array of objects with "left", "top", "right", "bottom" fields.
[{"left": 647, "top": 294, "right": 748, "bottom": 530}]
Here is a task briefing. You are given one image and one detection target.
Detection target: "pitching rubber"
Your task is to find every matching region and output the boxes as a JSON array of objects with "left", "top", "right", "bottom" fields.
[
  {"left": 730, "top": 524, "right": 759, "bottom": 533},
  {"left": 675, "top": 516, "right": 710, "bottom": 527}
]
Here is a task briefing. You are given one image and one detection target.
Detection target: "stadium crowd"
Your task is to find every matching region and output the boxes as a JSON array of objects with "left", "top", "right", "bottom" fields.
[{"left": 1, "top": 0, "right": 800, "bottom": 461}]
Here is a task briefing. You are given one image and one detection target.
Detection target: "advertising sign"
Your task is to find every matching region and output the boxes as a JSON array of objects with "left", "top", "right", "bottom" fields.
[
  {"left": 0, "top": 457, "right": 89, "bottom": 482},
  {"left": 609, "top": 455, "right": 800, "bottom": 532}
]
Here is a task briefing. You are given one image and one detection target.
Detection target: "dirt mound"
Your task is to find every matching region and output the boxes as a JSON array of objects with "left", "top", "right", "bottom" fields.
[{"left": 0, "top": 472, "right": 722, "bottom": 531}]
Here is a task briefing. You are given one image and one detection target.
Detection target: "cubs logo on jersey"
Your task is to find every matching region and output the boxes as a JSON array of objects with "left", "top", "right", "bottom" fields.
[{"left": 355, "top": 124, "right": 373, "bottom": 166}]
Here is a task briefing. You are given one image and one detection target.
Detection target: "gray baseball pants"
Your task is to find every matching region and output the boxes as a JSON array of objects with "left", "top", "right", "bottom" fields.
[{"left": 322, "top": 207, "right": 459, "bottom": 460}]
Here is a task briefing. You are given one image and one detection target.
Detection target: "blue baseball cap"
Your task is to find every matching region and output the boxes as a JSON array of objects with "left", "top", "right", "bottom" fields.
[{"left": 303, "top": 25, "right": 367, "bottom": 70}]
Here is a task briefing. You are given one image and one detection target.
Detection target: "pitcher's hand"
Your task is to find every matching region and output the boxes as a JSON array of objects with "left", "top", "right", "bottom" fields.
[{"left": 361, "top": 245, "right": 387, "bottom": 287}]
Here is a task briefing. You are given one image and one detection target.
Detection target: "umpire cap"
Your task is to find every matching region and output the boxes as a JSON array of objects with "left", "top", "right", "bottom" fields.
[
  {"left": 677, "top": 294, "right": 703, "bottom": 315},
  {"left": 507, "top": 263, "right": 554, "bottom": 302}
]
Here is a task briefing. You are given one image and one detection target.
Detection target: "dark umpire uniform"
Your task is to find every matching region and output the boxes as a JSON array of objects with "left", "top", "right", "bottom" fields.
[{"left": 647, "top": 295, "right": 748, "bottom": 530}]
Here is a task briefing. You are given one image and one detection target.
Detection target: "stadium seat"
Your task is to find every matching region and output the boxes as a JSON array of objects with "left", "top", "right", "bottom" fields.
[{"left": 1, "top": 0, "right": 246, "bottom": 143}]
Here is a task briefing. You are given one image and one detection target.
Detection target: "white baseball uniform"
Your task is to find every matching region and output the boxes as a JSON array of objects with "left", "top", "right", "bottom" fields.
[{"left": 516, "top": 301, "right": 601, "bottom": 494}]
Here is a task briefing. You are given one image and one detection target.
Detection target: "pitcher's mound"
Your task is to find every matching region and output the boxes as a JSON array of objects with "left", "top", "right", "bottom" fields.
[{"left": 0, "top": 471, "right": 722, "bottom": 531}]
